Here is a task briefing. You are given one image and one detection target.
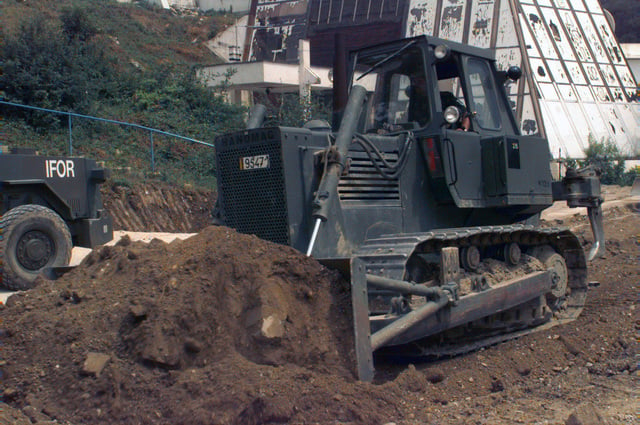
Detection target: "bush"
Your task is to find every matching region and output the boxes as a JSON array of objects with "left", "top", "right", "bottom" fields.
[
  {"left": 60, "top": 6, "right": 97, "bottom": 41},
  {"left": 1, "top": 11, "right": 121, "bottom": 128},
  {"left": 566, "top": 137, "right": 637, "bottom": 186},
  {"left": 253, "top": 92, "right": 331, "bottom": 128}
]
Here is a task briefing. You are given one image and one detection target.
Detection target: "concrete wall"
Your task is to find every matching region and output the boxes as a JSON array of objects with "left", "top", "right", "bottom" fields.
[
  {"left": 205, "top": 15, "right": 248, "bottom": 62},
  {"left": 130, "top": 0, "right": 251, "bottom": 12},
  {"left": 142, "top": 0, "right": 199, "bottom": 9}
]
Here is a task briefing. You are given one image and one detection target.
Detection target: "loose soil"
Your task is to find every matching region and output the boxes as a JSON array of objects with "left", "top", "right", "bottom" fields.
[{"left": 1, "top": 187, "right": 638, "bottom": 425}]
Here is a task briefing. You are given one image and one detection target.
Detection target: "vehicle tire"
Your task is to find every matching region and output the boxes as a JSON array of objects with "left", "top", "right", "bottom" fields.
[{"left": 0, "top": 205, "right": 72, "bottom": 290}]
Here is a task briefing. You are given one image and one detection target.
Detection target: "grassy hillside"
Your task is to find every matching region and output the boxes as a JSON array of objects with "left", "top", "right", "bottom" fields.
[
  {"left": 1, "top": 0, "right": 230, "bottom": 70},
  {"left": 0, "top": 0, "right": 246, "bottom": 188}
]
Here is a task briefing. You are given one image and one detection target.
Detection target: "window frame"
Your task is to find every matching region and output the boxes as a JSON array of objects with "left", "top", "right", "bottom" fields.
[{"left": 463, "top": 56, "right": 503, "bottom": 131}]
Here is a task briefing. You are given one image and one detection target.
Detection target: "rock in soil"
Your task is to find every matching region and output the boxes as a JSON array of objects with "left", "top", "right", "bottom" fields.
[{"left": 566, "top": 403, "right": 611, "bottom": 425}]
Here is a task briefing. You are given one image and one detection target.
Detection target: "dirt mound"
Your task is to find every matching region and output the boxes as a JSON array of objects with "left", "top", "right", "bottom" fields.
[
  {"left": 0, "top": 227, "right": 369, "bottom": 424},
  {"left": 1, "top": 205, "right": 638, "bottom": 425}
]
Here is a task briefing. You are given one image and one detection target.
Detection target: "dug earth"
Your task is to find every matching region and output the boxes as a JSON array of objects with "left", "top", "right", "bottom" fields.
[{"left": 0, "top": 182, "right": 638, "bottom": 425}]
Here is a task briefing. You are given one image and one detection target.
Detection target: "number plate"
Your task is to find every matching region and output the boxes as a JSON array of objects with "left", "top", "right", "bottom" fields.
[{"left": 239, "top": 154, "right": 270, "bottom": 170}]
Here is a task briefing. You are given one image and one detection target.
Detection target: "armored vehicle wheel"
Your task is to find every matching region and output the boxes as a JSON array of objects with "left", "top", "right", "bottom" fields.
[{"left": 0, "top": 205, "right": 72, "bottom": 290}]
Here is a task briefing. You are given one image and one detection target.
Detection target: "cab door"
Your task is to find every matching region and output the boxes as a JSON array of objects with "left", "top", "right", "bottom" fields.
[
  {"left": 437, "top": 56, "right": 497, "bottom": 207},
  {"left": 441, "top": 129, "right": 484, "bottom": 207}
]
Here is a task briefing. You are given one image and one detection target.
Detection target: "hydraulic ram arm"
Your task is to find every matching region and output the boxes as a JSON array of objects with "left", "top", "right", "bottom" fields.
[
  {"left": 306, "top": 85, "right": 367, "bottom": 256},
  {"left": 552, "top": 166, "right": 605, "bottom": 260}
]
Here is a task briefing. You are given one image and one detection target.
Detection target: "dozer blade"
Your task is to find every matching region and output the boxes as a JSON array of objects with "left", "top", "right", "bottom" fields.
[
  {"left": 350, "top": 258, "right": 375, "bottom": 382},
  {"left": 350, "top": 257, "right": 553, "bottom": 381},
  {"left": 348, "top": 225, "right": 588, "bottom": 381}
]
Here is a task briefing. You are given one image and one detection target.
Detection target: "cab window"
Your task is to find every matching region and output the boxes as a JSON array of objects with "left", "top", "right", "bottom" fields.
[
  {"left": 466, "top": 58, "right": 501, "bottom": 130},
  {"left": 435, "top": 55, "right": 472, "bottom": 131},
  {"left": 354, "top": 47, "right": 429, "bottom": 132}
]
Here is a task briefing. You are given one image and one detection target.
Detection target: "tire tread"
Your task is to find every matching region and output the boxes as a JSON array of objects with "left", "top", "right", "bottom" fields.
[{"left": 0, "top": 205, "right": 71, "bottom": 290}]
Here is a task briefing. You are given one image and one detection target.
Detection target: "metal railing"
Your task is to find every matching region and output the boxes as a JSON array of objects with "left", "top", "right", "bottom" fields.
[{"left": 0, "top": 100, "right": 215, "bottom": 172}]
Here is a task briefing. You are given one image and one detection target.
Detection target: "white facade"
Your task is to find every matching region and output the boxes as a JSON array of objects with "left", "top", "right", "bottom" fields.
[
  {"left": 621, "top": 44, "right": 640, "bottom": 83},
  {"left": 131, "top": 0, "right": 251, "bottom": 12},
  {"left": 205, "top": 16, "right": 249, "bottom": 62},
  {"left": 402, "top": 0, "right": 640, "bottom": 159},
  {"left": 198, "top": 0, "right": 251, "bottom": 12}
]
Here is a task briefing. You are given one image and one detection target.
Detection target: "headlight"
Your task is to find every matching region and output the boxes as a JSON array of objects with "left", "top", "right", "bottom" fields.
[
  {"left": 434, "top": 45, "right": 450, "bottom": 60},
  {"left": 444, "top": 106, "right": 460, "bottom": 124}
]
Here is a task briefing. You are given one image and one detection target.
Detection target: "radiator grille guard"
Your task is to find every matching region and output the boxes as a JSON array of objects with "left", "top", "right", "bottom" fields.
[
  {"left": 215, "top": 129, "right": 290, "bottom": 246},
  {"left": 338, "top": 151, "right": 400, "bottom": 204}
]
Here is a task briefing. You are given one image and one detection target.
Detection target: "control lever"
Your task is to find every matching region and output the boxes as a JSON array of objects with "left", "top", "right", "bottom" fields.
[{"left": 552, "top": 166, "right": 605, "bottom": 260}]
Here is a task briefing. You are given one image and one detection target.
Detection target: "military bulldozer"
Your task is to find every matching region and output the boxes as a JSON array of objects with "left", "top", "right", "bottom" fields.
[
  {"left": 213, "top": 35, "right": 604, "bottom": 380},
  {"left": 0, "top": 148, "right": 113, "bottom": 291}
]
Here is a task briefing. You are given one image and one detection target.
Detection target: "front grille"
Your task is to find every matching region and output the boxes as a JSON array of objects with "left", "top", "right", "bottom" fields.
[
  {"left": 216, "top": 129, "right": 290, "bottom": 245},
  {"left": 338, "top": 151, "right": 401, "bottom": 204}
]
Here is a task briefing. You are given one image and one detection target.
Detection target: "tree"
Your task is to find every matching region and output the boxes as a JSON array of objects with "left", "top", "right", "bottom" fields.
[
  {"left": 60, "top": 7, "right": 97, "bottom": 42},
  {"left": 1, "top": 12, "right": 115, "bottom": 122}
]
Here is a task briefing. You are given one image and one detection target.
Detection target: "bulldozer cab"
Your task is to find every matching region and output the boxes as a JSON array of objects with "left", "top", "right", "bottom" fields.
[
  {"left": 351, "top": 36, "right": 554, "bottom": 210},
  {"left": 354, "top": 38, "right": 500, "bottom": 133}
]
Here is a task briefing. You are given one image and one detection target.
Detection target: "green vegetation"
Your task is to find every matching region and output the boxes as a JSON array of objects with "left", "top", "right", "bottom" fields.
[
  {"left": 566, "top": 137, "right": 637, "bottom": 186},
  {"left": 0, "top": 1, "right": 245, "bottom": 188},
  {"left": 255, "top": 92, "right": 332, "bottom": 128},
  {"left": 2, "top": 12, "right": 117, "bottom": 125}
]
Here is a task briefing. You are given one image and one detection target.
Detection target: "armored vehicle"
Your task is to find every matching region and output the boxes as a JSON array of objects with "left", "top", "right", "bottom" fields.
[
  {"left": 213, "top": 36, "right": 604, "bottom": 380},
  {"left": 0, "top": 148, "right": 113, "bottom": 290}
]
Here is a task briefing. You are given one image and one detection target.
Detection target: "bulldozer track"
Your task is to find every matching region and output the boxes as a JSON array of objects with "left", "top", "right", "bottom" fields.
[{"left": 355, "top": 224, "right": 588, "bottom": 357}]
